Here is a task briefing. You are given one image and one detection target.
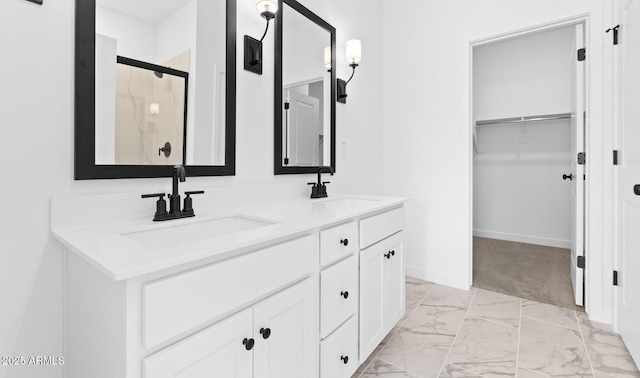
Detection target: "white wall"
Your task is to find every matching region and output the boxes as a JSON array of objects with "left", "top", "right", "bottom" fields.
[
  {"left": 382, "top": 0, "right": 613, "bottom": 323},
  {"left": 282, "top": 17, "right": 328, "bottom": 86},
  {"left": 474, "top": 120, "right": 572, "bottom": 247},
  {"left": 473, "top": 26, "right": 574, "bottom": 120},
  {"left": 0, "top": 1, "right": 384, "bottom": 377},
  {"left": 473, "top": 27, "right": 574, "bottom": 248},
  {"left": 96, "top": 6, "right": 156, "bottom": 63}
]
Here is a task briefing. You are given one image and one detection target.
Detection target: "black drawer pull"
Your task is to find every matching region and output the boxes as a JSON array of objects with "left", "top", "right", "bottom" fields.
[
  {"left": 260, "top": 327, "right": 271, "bottom": 339},
  {"left": 242, "top": 338, "right": 255, "bottom": 351},
  {"left": 340, "top": 238, "right": 349, "bottom": 246},
  {"left": 340, "top": 355, "right": 349, "bottom": 364},
  {"left": 340, "top": 291, "right": 349, "bottom": 299}
]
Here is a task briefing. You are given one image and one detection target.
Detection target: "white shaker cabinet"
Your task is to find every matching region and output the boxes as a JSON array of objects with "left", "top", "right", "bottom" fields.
[
  {"left": 54, "top": 194, "right": 408, "bottom": 378},
  {"left": 318, "top": 221, "right": 360, "bottom": 378},
  {"left": 144, "top": 279, "right": 316, "bottom": 378},
  {"left": 359, "top": 210, "right": 405, "bottom": 362},
  {"left": 254, "top": 278, "right": 317, "bottom": 378},
  {"left": 143, "top": 308, "right": 253, "bottom": 378}
]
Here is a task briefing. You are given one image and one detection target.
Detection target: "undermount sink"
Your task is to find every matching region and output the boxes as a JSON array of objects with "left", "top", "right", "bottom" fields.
[
  {"left": 312, "top": 197, "right": 379, "bottom": 207},
  {"left": 123, "top": 215, "right": 276, "bottom": 248}
]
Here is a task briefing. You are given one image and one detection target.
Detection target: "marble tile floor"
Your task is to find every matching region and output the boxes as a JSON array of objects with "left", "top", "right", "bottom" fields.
[{"left": 353, "top": 277, "right": 640, "bottom": 378}]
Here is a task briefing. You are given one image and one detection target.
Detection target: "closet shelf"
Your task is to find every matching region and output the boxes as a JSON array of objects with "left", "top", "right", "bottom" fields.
[
  {"left": 475, "top": 112, "right": 571, "bottom": 126},
  {"left": 473, "top": 112, "right": 572, "bottom": 155}
]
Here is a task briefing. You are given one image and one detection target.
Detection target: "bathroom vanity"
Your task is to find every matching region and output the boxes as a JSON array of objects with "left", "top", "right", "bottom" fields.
[{"left": 52, "top": 194, "right": 406, "bottom": 378}]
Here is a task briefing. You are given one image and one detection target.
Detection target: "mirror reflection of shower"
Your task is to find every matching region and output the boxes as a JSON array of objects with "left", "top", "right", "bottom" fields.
[{"left": 111, "top": 56, "right": 188, "bottom": 165}]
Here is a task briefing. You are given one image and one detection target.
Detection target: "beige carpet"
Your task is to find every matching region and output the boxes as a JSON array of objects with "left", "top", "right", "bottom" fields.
[{"left": 473, "top": 237, "right": 583, "bottom": 311}]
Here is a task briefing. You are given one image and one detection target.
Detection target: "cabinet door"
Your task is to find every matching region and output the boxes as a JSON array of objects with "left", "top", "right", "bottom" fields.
[
  {"left": 359, "top": 243, "right": 385, "bottom": 362},
  {"left": 383, "top": 239, "right": 404, "bottom": 330},
  {"left": 143, "top": 308, "right": 253, "bottom": 378},
  {"left": 253, "top": 279, "right": 317, "bottom": 378},
  {"left": 359, "top": 232, "right": 405, "bottom": 363}
]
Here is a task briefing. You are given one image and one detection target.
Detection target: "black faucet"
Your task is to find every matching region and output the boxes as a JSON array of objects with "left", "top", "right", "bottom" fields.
[
  {"left": 170, "top": 165, "right": 186, "bottom": 214},
  {"left": 308, "top": 166, "right": 334, "bottom": 198},
  {"left": 142, "top": 165, "right": 204, "bottom": 221}
]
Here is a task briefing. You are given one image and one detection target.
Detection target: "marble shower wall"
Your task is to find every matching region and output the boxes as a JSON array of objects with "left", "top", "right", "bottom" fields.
[{"left": 114, "top": 55, "right": 188, "bottom": 165}]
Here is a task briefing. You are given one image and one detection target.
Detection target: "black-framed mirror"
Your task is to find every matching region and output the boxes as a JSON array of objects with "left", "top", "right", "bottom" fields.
[
  {"left": 75, "top": 0, "right": 236, "bottom": 179},
  {"left": 274, "top": 0, "right": 336, "bottom": 175}
]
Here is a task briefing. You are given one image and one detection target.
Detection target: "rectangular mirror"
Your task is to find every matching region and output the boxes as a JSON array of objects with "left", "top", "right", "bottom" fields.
[
  {"left": 274, "top": 0, "right": 336, "bottom": 174},
  {"left": 75, "top": 0, "right": 236, "bottom": 179}
]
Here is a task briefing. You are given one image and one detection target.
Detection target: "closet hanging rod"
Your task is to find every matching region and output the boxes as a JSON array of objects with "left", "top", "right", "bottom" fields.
[{"left": 475, "top": 112, "right": 572, "bottom": 126}]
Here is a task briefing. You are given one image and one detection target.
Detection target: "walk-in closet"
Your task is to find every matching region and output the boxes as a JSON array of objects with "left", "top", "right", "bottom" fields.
[{"left": 472, "top": 24, "right": 585, "bottom": 310}]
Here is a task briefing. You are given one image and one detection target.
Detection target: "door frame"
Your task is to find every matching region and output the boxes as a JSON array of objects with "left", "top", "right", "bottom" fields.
[{"left": 468, "top": 15, "right": 590, "bottom": 307}]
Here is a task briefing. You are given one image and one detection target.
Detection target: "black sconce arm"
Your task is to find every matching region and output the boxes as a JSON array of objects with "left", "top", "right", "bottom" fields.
[
  {"left": 344, "top": 64, "right": 358, "bottom": 86},
  {"left": 337, "top": 63, "right": 359, "bottom": 104}
]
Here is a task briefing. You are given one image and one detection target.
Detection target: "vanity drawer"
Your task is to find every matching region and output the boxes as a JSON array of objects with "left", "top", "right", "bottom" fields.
[
  {"left": 359, "top": 207, "right": 405, "bottom": 249},
  {"left": 320, "top": 315, "right": 359, "bottom": 378},
  {"left": 320, "top": 221, "right": 358, "bottom": 266},
  {"left": 142, "top": 235, "right": 314, "bottom": 349},
  {"left": 320, "top": 255, "right": 358, "bottom": 338}
]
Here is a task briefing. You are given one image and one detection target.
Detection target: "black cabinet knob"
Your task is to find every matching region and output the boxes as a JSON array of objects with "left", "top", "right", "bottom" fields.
[
  {"left": 340, "top": 238, "right": 349, "bottom": 246},
  {"left": 384, "top": 252, "right": 391, "bottom": 259},
  {"left": 563, "top": 173, "right": 573, "bottom": 181},
  {"left": 340, "top": 291, "right": 349, "bottom": 299},
  {"left": 260, "top": 327, "right": 271, "bottom": 339},
  {"left": 391, "top": 250, "right": 395, "bottom": 256},
  {"left": 340, "top": 355, "right": 349, "bottom": 364},
  {"left": 242, "top": 338, "right": 255, "bottom": 351},
  {"left": 634, "top": 185, "right": 640, "bottom": 195}
]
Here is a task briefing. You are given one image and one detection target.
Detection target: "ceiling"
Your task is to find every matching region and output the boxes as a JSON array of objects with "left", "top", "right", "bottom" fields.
[{"left": 96, "top": 0, "right": 193, "bottom": 24}]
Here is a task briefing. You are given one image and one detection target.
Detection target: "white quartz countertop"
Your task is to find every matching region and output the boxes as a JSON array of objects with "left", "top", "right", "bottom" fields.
[{"left": 52, "top": 194, "right": 407, "bottom": 281}]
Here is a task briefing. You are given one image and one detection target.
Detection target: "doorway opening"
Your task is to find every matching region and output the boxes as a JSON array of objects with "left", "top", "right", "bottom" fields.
[{"left": 470, "top": 21, "right": 586, "bottom": 311}]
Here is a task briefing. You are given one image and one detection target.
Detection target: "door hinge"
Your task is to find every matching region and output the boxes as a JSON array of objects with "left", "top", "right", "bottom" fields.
[
  {"left": 577, "top": 255, "right": 585, "bottom": 269},
  {"left": 613, "top": 270, "right": 619, "bottom": 286},
  {"left": 578, "top": 152, "right": 586, "bottom": 165},
  {"left": 614, "top": 150, "right": 620, "bottom": 165},
  {"left": 606, "top": 25, "right": 620, "bottom": 45},
  {"left": 577, "top": 48, "right": 586, "bottom": 61}
]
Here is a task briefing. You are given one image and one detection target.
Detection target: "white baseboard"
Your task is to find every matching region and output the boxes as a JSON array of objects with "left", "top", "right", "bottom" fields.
[
  {"left": 405, "top": 265, "right": 470, "bottom": 291},
  {"left": 473, "top": 229, "right": 571, "bottom": 249}
]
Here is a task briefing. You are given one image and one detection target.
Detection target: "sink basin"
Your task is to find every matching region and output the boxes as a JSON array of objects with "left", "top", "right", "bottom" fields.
[
  {"left": 312, "top": 197, "right": 379, "bottom": 207},
  {"left": 123, "top": 215, "right": 276, "bottom": 248}
]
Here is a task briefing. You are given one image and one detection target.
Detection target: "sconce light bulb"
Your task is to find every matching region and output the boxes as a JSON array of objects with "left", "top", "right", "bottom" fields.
[
  {"left": 324, "top": 46, "right": 332, "bottom": 69},
  {"left": 256, "top": 0, "right": 278, "bottom": 19},
  {"left": 346, "top": 39, "right": 362, "bottom": 65}
]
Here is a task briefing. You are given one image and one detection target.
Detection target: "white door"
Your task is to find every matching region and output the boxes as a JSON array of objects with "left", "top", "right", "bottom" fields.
[
  {"left": 570, "top": 23, "right": 586, "bottom": 306},
  {"left": 253, "top": 279, "right": 317, "bottom": 378},
  {"left": 286, "top": 89, "right": 320, "bottom": 166},
  {"left": 359, "top": 242, "right": 385, "bottom": 362},
  {"left": 616, "top": 0, "right": 640, "bottom": 362},
  {"left": 143, "top": 309, "right": 253, "bottom": 378},
  {"left": 383, "top": 238, "right": 405, "bottom": 329}
]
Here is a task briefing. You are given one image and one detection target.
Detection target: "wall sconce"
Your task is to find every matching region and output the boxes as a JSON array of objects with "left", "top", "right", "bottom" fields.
[
  {"left": 337, "top": 39, "right": 361, "bottom": 104},
  {"left": 324, "top": 46, "right": 332, "bottom": 71},
  {"left": 244, "top": 0, "right": 279, "bottom": 75}
]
